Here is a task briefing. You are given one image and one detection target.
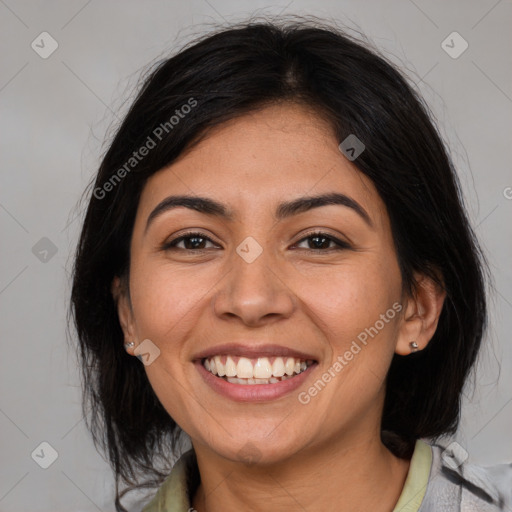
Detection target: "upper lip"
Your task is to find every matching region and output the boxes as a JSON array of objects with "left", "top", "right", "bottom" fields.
[{"left": 193, "top": 343, "right": 318, "bottom": 361}]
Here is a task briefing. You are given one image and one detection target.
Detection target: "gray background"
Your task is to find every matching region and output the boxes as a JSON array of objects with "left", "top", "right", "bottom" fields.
[{"left": 1, "top": 1, "right": 511, "bottom": 510}]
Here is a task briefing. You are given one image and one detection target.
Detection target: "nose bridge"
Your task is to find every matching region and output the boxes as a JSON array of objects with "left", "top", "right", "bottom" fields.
[{"left": 212, "top": 233, "right": 295, "bottom": 324}]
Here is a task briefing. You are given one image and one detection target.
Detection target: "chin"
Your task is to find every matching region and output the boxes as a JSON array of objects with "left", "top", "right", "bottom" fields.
[{"left": 204, "top": 433, "right": 304, "bottom": 467}]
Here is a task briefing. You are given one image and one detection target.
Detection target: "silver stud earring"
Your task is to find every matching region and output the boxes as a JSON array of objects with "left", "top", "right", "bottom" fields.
[
  {"left": 409, "top": 341, "right": 419, "bottom": 353},
  {"left": 124, "top": 341, "right": 135, "bottom": 350}
]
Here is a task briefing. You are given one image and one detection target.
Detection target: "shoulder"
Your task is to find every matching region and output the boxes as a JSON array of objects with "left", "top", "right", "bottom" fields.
[{"left": 419, "top": 441, "right": 512, "bottom": 511}]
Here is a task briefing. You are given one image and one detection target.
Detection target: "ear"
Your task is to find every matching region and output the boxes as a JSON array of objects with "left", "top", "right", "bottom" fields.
[
  {"left": 111, "top": 275, "right": 137, "bottom": 355},
  {"left": 395, "top": 271, "right": 446, "bottom": 355}
]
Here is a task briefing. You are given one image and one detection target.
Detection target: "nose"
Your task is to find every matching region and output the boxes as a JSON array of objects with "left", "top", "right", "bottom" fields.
[{"left": 212, "top": 242, "right": 296, "bottom": 327}]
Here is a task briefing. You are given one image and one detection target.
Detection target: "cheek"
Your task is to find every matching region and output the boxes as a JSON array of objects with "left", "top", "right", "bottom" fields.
[
  {"left": 128, "top": 262, "right": 215, "bottom": 431},
  {"left": 129, "top": 261, "right": 217, "bottom": 341},
  {"left": 293, "top": 261, "right": 401, "bottom": 427},
  {"left": 300, "top": 258, "right": 401, "bottom": 345}
]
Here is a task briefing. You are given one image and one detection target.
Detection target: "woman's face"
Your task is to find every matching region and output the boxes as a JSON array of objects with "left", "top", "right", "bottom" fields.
[{"left": 116, "top": 102, "right": 417, "bottom": 464}]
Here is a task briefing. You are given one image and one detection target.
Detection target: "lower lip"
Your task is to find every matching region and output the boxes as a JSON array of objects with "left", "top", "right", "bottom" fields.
[{"left": 195, "top": 360, "right": 318, "bottom": 402}]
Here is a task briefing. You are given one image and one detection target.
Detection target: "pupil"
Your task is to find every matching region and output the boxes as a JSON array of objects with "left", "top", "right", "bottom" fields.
[
  {"left": 311, "top": 236, "right": 328, "bottom": 249},
  {"left": 186, "top": 236, "right": 204, "bottom": 249}
]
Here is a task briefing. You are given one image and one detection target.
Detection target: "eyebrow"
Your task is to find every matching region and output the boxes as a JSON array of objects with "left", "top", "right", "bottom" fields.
[{"left": 144, "top": 192, "right": 373, "bottom": 234}]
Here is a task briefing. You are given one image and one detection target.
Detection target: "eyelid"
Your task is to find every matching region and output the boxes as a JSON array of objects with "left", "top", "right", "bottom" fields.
[
  {"left": 294, "top": 230, "right": 352, "bottom": 250},
  {"left": 161, "top": 230, "right": 218, "bottom": 250}
]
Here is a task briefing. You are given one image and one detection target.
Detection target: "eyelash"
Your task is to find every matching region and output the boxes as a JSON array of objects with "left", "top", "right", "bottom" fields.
[{"left": 161, "top": 230, "right": 351, "bottom": 253}]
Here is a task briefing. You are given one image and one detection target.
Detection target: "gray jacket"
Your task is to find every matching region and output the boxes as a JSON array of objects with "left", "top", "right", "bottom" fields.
[{"left": 418, "top": 444, "right": 512, "bottom": 511}]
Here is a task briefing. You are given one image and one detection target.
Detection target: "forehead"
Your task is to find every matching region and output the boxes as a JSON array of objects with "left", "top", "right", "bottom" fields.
[{"left": 135, "top": 102, "right": 386, "bottom": 228}]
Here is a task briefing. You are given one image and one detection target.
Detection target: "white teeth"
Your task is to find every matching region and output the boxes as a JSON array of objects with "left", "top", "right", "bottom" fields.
[
  {"left": 237, "top": 357, "right": 254, "bottom": 379},
  {"left": 215, "top": 355, "right": 225, "bottom": 377},
  {"left": 225, "top": 356, "right": 237, "bottom": 377},
  {"left": 253, "top": 357, "right": 272, "bottom": 378},
  {"left": 271, "top": 357, "right": 285, "bottom": 377},
  {"left": 285, "top": 357, "right": 295, "bottom": 376},
  {"left": 225, "top": 376, "right": 294, "bottom": 385},
  {"left": 203, "top": 355, "right": 314, "bottom": 383}
]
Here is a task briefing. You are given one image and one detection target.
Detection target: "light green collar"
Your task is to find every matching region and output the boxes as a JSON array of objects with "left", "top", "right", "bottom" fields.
[
  {"left": 392, "top": 439, "right": 432, "bottom": 511},
  {"left": 142, "top": 449, "right": 197, "bottom": 512}
]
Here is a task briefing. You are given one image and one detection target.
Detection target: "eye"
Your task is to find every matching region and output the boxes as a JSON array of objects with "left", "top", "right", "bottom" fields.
[
  {"left": 293, "top": 231, "right": 351, "bottom": 252},
  {"left": 160, "top": 230, "right": 351, "bottom": 253},
  {"left": 161, "top": 231, "right": 218, "bottom": 251}
]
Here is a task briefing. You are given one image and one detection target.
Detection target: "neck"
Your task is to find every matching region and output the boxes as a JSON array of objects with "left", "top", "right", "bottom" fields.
[{"left": 191, "top": 431, "right": 411, "bottom": 512}]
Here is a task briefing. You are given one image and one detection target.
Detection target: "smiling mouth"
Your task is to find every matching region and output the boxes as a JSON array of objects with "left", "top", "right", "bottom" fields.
[{"left": 202, "top": 355, "right": 316, "bottom": 385}]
